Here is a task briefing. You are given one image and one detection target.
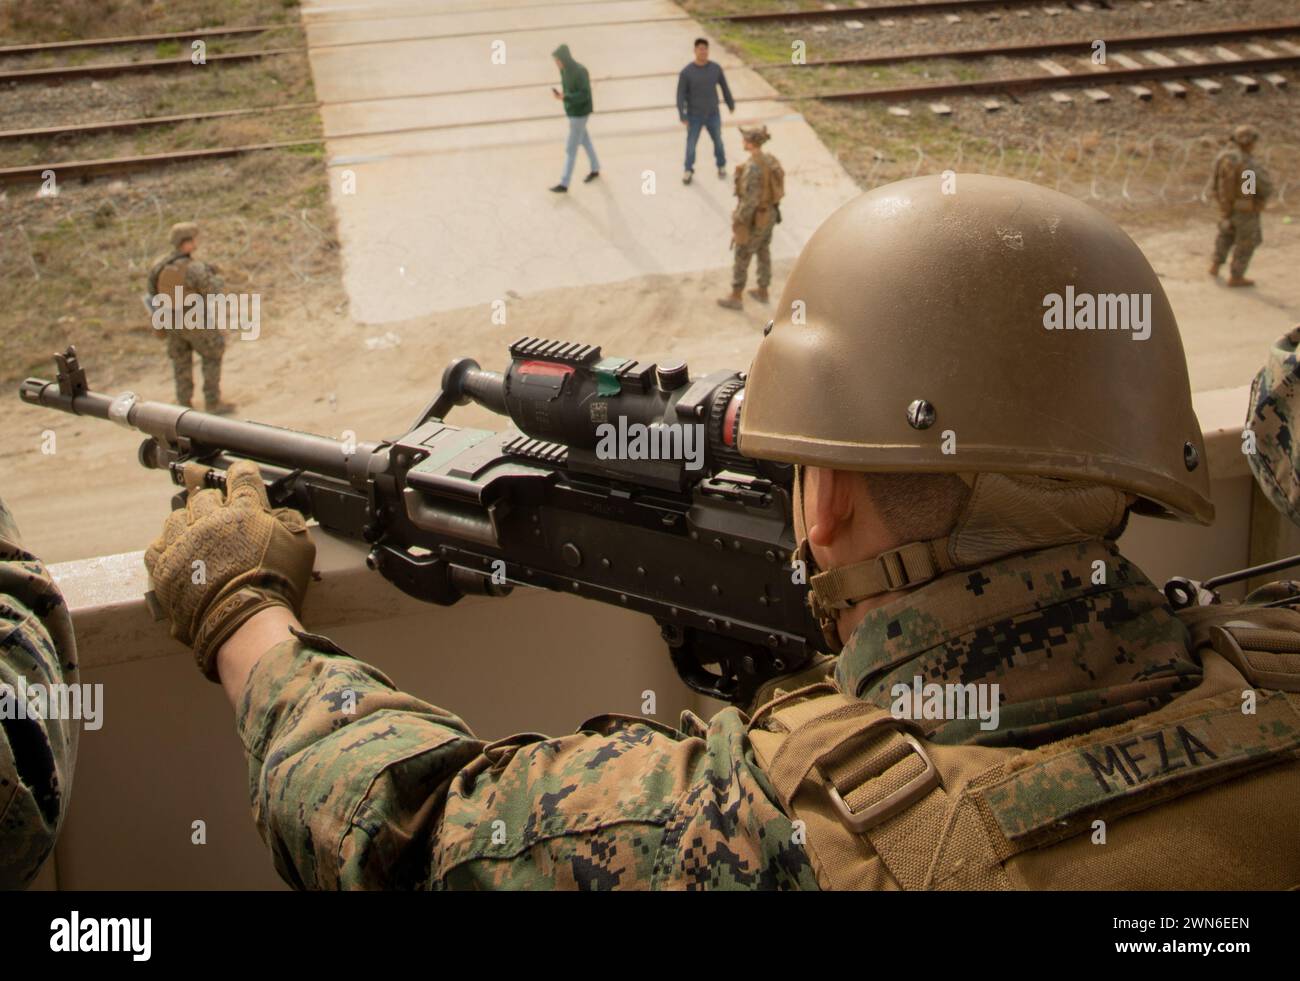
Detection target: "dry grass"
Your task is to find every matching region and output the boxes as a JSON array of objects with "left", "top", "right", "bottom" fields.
[
  {"left": 0, "top": 0, "right": 300, "bottom": 42},
  {"left": 0, "top": 0, "right": 343, "bottom": 388}
]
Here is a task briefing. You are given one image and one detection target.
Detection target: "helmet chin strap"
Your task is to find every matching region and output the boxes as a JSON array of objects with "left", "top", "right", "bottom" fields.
[{"left": 794, "top": 468, "right": 1130, "bottom": 655}]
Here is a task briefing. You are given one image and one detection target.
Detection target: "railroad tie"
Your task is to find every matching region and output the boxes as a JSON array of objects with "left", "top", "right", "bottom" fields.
[
  {"left": 1192, "top": 78, "right": 1223, "bottom": 94},
  {"left": 1264, "top": 73, "right": 1288, "bottom": 89},
  {"left": 928, "top": 103, "right": 952, "bottom": 116},
  {"left": 1083, "top": 88, "right": 1112, "bottom": 103},
  {"left": 1212, "top": 46, "right": 1242, "bottom": 62},
  {"left": 1244, "top": 44, "right": 1278, "bottom": 59},
  {"left": 1049, "top": 91, "right": 1074, "bottom": 104},
  {"left": 887, "top": 106, "right": 911, "bottom": 117},
  {"left": 1273, "top": 40, "right": 1300, "bottom": 56},
  {"left": 1073, "top": 2, "right": 1096, "bottom": 10},
  {"left": 1043, "top": 5, "right": 1066, "bottom": 15},
  {"left": 1128, "top": 86, "right": 1154, "bottom": 100},
  {"left": 1110, "top": 53, "right": 1144, "bottom": 70},
  {"left": 981, "top": 99, "right": 1003, "bottom": 112},
  {"left": 1140, "top": 50, "right": 1188, "bottom": 97},
  {"left": 1232, "top": 75, "right": 1259, "bottom": 92},
  {"left": 1175, "top": 47, "right": 1208, "bottom": 65},
  {"left": 1037, "top": 59, "right": 1073, "bottom": 77},
  {"left": 844, "top": 20, "right": 864, "bottom": 30},
  {"left": 944, "top": 14, "right": 961, "bottom": 24}
]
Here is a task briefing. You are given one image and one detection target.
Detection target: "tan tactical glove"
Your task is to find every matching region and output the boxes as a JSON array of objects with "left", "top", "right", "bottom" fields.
[{"left": 144, "top": 459, "right": 315, "bottom": 682}]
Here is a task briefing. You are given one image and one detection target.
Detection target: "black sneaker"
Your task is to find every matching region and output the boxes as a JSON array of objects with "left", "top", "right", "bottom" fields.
[
  {"left": 549, "top": 184, "right": 568, "bottom": 193},
  {"left": 583, "top": 171, "right": 600, "bottom": 183}
]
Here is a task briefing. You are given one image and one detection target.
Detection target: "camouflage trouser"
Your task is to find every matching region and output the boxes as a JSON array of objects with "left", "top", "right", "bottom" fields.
[
  {"left": 168, "top": 329, "right": 225, "bottom": 405},
  {"left": 1213, "top": 210, "right": 1263, "bottom": 278},
  {"left": 733, "top": 221, "right": 775, "bottom": 290}
]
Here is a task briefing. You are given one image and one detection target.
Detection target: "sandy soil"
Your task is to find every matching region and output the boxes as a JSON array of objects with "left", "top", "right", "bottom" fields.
[{"left": 3, "top": 210, "right": 1297, "bottom": 564}]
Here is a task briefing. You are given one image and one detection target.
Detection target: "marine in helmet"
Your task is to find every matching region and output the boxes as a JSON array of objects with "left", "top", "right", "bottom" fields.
[
  {"left": 1209, "top": 124, "right": 1273, "bottom": 287},
  {"left": 718, "top": 125, "right": 785, "bottom": 311},
  {"left": 137, "top": 175, "right": 1300, "bottom": 890},
  {"left": 147, "top": 221, "right": 237, "bottom": 415}
]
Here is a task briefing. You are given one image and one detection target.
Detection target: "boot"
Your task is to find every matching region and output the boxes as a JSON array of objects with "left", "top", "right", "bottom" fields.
[
  {"left": 747, "top": 287, "right": 769, "bottom": 304},
  {"left": 205, "top": 398, "right": 238, "bottom": 416},
  {"left": 1208, "top": 262, "right": 1221, "bottom": 277},
  {"left": 717, "top": 289, "right": 743, "bottom": 310},
  {"left": 1226, "top": 276, "right": 1255, "bottom": 288}
]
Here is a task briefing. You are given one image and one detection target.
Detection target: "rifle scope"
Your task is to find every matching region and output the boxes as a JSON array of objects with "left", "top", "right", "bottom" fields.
[{"left": 437, "top": 337, "right": 786, "bottom": 483}]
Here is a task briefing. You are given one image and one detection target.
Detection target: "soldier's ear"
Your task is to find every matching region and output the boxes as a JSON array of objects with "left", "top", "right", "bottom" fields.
[{"left": 804, "top": 468, "right": 857, "bottom": 549}]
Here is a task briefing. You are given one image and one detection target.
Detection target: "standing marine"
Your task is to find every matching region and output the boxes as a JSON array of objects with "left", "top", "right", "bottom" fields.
[
  {"left": 141, "top": 175, "right": 1300, "bottom": 890},
  {"left": 0, "top": 495, "right": 79, "bottom": 888},
  {"left": 718, "top": 125, "right": 784, "bottom": 311},
  {"left": 147, "top": 221, "right": 237, "bottom": 414},
  {"left": 1210, "top": 124, "right": 1273, "bottom": 287}
]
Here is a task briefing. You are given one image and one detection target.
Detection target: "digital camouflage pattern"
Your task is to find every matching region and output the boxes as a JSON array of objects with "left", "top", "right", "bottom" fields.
[
  {"left": 0, "top": 496, "right": 78, "bottom": 889},
  {"left": 1246, "top": 326, "right": 1300, "bottom": 526},
  {"left": 836, "top": 540, "right": 1199, "bottom": 748},
  {"left": 731, "top": 151, "right": 780, "bottom": 291},
  {"left": 147, "top": 252, "right": 227, "bottom": 405},
  {"left": 1211, "top": 144, "right": 1272, "bottom": 278},
  {"left": 235, "top": 539, "right": 1199, "bottom": 889}
]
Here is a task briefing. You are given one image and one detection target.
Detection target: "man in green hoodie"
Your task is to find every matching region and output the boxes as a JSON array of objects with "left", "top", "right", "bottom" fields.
[{"left": 551, "top": 44, "right": 600, "bottom": 193}]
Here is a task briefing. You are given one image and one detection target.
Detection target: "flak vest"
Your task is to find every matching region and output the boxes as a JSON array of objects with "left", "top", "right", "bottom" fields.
[{"left": 747, "top": 592, "right": 1300, "bottom": 889}]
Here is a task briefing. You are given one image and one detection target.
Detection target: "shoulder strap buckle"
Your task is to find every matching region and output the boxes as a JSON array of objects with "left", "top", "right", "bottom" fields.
[{"left": 824, "top": 727, "right": 940, "bottom": 834}]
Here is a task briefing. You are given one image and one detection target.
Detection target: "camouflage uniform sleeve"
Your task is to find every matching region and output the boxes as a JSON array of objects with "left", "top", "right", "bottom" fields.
[
  {"left": 236, "top": 633, "right": 817, "bottom": 890},
  {"left": 734, "top": 162, "right": 764, "bottom": 227},
  {"left": 0, "top": 498, "right": 78, "bottom": 889}
]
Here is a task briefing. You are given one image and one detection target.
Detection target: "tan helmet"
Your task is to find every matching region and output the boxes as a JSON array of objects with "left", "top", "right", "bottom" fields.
[
  {"left": 170, "top": 221, "right": 199, "bottom": 248},
  {"left": 1232, "top": 124, "right": 1260, "bottom": 147},
  {"left": 739, "top": 173, "right": 1213, "bottom": 526}
]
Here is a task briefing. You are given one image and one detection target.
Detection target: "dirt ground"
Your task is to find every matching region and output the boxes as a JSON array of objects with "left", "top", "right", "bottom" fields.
[{"left": 4, "top": 208, "right": 1297, "bottom": 564}]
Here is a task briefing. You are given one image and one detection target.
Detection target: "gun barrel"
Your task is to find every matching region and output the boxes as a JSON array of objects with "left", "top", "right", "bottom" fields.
[{"left": 20, "top": 376, "right": 364, "bottom": 480}]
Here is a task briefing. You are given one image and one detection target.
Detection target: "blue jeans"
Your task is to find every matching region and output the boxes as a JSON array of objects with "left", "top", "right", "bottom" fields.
[
  {"left": 684, "top": 110, "right": 725, "bottom": 173},
  {"left": 561, "top": 114, "right": 599, "bottom": 187}
]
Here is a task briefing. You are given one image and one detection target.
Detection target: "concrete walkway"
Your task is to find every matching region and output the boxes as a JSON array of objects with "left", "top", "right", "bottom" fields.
[{"left": 300, "top": 0, "right": 861, "bottom": 323}]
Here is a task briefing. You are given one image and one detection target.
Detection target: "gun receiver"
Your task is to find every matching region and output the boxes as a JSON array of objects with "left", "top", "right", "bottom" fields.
[{"left": 21, "top": 341, "right": 825, "bottom": 705}]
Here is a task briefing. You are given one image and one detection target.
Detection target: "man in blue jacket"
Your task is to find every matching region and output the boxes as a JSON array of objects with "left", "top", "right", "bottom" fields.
[{"left": 677, "top": 38, "right": 735, "bottom": 185}]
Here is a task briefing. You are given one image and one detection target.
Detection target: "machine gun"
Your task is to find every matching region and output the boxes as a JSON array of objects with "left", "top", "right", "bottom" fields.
[{"left": 21, "top": 339, "right": 825, "bottom": 705}]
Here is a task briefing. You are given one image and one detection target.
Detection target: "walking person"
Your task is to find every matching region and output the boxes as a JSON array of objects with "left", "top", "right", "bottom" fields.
[
  {"left": 550, "top": 44, "right": 600, "bottom": 193},
  {"left": 677, "top": 38, "right": 735, "bottom": 185}
]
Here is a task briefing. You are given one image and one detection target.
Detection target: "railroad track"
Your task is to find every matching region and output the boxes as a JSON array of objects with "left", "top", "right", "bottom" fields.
[
  {"left": 713, "top": 0, "right": 1103, "bottom": 22},
  {"left": 0, "top": 47, "right": 301, "bottom": 85},
  {"left": 4, "top": 11, "right": 1294, "bottom": 186},
  {"left": 0, "top": 24, "right": 289, "bottom": 57}
]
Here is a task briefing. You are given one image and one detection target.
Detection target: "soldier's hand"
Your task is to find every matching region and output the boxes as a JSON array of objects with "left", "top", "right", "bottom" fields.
[
  {"left": 144, "top": 459, "right": 315, "bottom": 682},
  {"left": 1219, "top": 218, "right": 1233, "bottom": 234}
]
